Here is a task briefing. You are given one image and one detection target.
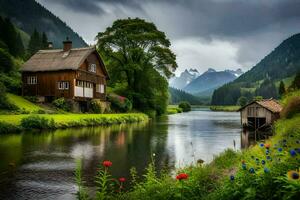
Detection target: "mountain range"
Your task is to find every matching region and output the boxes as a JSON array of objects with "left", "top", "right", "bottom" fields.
[
  {"left": 170, "top": 68, "right": 243, "bottom": 96},
  {"left": 212, "top": 33, "right": 300, "bottom": 105},
  {"left": 0, "top": 0, "right": 87, "bottom": 48}
]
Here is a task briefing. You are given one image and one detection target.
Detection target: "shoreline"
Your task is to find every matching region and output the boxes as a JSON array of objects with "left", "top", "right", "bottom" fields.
[{"left": 0, "top": 113, "right": 148, "bottom": 134}]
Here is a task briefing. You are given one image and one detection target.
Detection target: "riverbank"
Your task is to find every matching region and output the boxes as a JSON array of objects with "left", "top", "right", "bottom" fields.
[
  {"left": 210, "top": 105, "right": 240, "bottom": 112},
  {"left": 167, "top": 105, "right": 183, "bottom": 114},
  {"left": 76, "top": 94, "right": 300, "bottom": 200},
  {"left": 0, "top": 113, "right": 148, "bottom": 133}
]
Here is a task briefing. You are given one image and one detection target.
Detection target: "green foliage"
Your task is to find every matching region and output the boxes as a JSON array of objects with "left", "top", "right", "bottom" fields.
[
  {"left": 52, "top": 97, "right": 72, "bottom": 112},
  {"left": 211, "top": 83, "right": 241, "bottom": 105},
  {"left": 0, "top": 48, "right": 14, "bottom": 73},
  {"left": 20, "top": 115, "right": 55, "bottom": 129},
  {"left": 0, "top": 16, "right": 25, "bottom": 58},
  {"left": 178, "top": 101, "right": 191, "bottom": 112},
  {"left": 167, "top": 105, "right": 183, "bottom": 115},
  {"left": 279, "top": 80, "right": 286, "bottom": 97},
  {"left": 253, "top": 96, "right": 263, "bottom": 101},
  {"left": 97, "top": 18, "right": 177, "bottom": 115},
  {"left": 90, "top": 99, "right": 109, "bottom": 114},
  {"left": 0, "top": 82, "right": 17, "bottom": 110},
  {"left": 27, "top": 29, "right": 49, "bottom": 57},
  {"left": 75, "top": 159, "right": 89, "bottom": 200},
  {"left": 280, "top": 96, "right": 300, "bottom": 119},
  {"left": 169, "top": 87, "right": 203, "bottom": 105},
  {"left": 209, "top": 105, "right": 240, "bottom": 112},
  {"left": 0, "top": 121, "right": 20, "bottom": 134},
  {"left": 237, "top": 96, "right": 248, "bottom": 107},
  {"left": 107, "top": 94, "right": 132, "bottom": 113},
  {"left": 0, "top": 113, "right": 148, "bottom": 132},
  {"left": 289, "top": 72, "right": 300, "bottom": 91},
  {"left": 255, "top": 78, "right": 278, "bottom": 99},
  {"left": 0, "top": 0, "right": 87, "bottom": 48}
]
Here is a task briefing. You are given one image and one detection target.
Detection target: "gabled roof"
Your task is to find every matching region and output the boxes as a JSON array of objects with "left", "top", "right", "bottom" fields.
[
  {"left": 238, "top": 99, "right": 282, "bottom": 113},
  {"left": 21, "top": 46, "right": 109, "bottom": 78}
]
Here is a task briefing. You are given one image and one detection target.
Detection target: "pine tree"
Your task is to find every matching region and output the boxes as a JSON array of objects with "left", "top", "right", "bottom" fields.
[
  {"left": 28, "top": 29, "right": 41, "bottom": 56},
  {"left": 41, "top": 32, "right": 48, "bottom": 49},
  {"left": 2, "top": 18, "right": 18, "bottom": 57},
  {"left": 278, "top": 81, "right": 286, "bottom": 97},
  {"left": 15, "top": 33, "right": 25, "bottom": 58},
  {"left": 290, "top": 72, "right": 300, "bottom": 90}
]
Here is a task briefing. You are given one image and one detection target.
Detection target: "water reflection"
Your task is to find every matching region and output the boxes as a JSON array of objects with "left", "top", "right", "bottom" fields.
[
  {"left": 0, "top": 109, "right": 246, "bottom": 200},
  {"left": 241, "top": 129, "right": 273, "bottom": 149}
]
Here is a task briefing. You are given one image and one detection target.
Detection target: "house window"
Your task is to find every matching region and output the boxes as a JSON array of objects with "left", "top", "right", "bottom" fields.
[
  {"left": 27, "top": 76, "right": 37, "bottom": 84},
  {"left": 89, "top": 64, "right": 96, "bottom": 73},
  {"left": 76, "top": 80, "right": 84, "bottom": 87},
  {"left": 96, "top": 84, "right": 105, "bottom": 93},
  {"left": 58, "top": 81, "right": 69, "bottom": 90},
  {"left": 84, "top": 82, "right": 93, "bottom": 88}
]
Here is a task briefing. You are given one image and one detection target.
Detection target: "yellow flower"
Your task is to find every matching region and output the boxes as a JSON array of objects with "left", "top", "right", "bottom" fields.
[{"left": 287, "top": 170, "right": 300, "bottom": 180}]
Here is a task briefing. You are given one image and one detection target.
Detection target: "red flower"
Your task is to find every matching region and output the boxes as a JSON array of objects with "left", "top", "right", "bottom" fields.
[
  {"left": 119, "top": 177, "right": 126, "bottom": 182},
  {"left": 265, "top": 144, "right": 271, "bottom": 149},
  {"left": 102, "top": 160, "right": 112, "bottom": 168},
  {"left": 176, "top": 173, "right": 188, "bottom": 180}
]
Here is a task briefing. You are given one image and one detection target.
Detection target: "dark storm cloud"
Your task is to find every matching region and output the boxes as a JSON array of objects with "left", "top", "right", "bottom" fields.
[
  {"left": 45, "top": 0, "right": 300, "bottom": 38},
  {"left": 37, "top": 0, "right": 300, "bottom": 73}
]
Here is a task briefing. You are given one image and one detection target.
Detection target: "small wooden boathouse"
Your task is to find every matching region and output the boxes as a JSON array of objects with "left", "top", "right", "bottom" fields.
[{"left": 238, "top": 99, "right": 282, "bottom": 129}]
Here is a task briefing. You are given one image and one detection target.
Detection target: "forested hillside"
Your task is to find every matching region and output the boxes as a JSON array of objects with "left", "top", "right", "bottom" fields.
[
  {"left": 169, "top": 87, "right": 203, "bottom": 105},
  {"left": 0, "top": 0, "right": 87, "bottom": 48},
  {"left": 212, "top": 33, "right": 300, "bottom": 105}
]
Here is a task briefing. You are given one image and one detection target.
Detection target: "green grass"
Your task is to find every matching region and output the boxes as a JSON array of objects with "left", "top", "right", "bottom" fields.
[
  {"left": 210, "top": 105, "right": 240, "bottom": 112},
  {"left": 0, "top": 113, "right": 148, "bottom": 133},
  {"left": 167, "top": 105, "right": 183, "bottom": 114},
  {"left": 6, "top": 93, "right": 43, "bottom": 113}
]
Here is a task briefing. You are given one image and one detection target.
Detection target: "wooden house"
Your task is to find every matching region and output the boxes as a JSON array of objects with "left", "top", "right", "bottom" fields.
[
  {"left": 21, "top": 39, "right": 109, "bottom": 110},
  {"left": 238, "top": 99, "right": 282, "bottom": 129}
]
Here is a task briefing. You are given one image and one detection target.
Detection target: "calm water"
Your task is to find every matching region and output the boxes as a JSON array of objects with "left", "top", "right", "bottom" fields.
[{"left": 0, "top": 109, "right": 245, "bottom": 200}]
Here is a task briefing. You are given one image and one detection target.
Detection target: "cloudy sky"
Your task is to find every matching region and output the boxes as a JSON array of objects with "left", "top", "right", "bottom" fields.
[{"left": 37, "top": 0, "right": 300, "bottom": 75}]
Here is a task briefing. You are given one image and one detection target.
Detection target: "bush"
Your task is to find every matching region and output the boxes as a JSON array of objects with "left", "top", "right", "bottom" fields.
[
  {"left": 0, "top": 82, "right": 17, "bottom": 110},
  {"left": 0, "top": 121, "right": 20, "bottom": 134},
  {"left": 21, "top": 115, "right": 55, "bottom": 129},
  {"left": 52, "top": 97, "right": 72, "bottom": 112},
  {"left": 178, "top": 101, "right": 191, "bottom": 112},
  {"left": 107, "top": 94, "right": 132, "bottom": 113},
  {"left": 281, "top": 96, "right": 300, "bottom": 119},
  {"left": 90, "top": 99, "right": 109, "bottom": 114},
  {"left": 24, "top": 96, "right": 38, "bottom": 103}
]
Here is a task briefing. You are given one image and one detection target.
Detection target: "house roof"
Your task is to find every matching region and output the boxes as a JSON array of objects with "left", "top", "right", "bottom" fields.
[
  {"left": 21, "top": 46, "right": 109, "bottom": 78},
  {"left": 238, "top": 99, "right": 283, "bottom": 113}
]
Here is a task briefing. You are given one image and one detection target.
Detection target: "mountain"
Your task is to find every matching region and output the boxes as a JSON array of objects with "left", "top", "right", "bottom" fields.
[
  {"left": 0, "top": 0, "right": 87, "bottom": 48},
  {"left": 183, "top": 68, "right": 242, "bottom": 94},
  {"left": 169, "top": 68, "right": 200, "bottom": 89},
  {"left": 169, "top": 87, "right": 204, "bottom": 105},
  {"left": 212, "top": 33, "right": 300, "bottom": 105}
]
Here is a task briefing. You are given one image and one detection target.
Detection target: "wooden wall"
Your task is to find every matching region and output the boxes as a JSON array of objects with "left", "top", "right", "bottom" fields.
[
  {"left": 22, "top": 52, "right": 108, "bottom": 101},
  {"left": 240, "top": 103, "right": 273, "bottom": 125}
]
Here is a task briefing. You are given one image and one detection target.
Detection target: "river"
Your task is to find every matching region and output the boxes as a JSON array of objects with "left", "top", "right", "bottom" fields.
[{"left": 0, "top": 109, "right": 248, "bottom": 200}]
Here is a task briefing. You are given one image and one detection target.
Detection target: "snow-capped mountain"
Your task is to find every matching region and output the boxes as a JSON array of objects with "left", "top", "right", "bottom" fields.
[
  {"left": 169, "top": 68, "right": 200, "bottom": 89},
  {"left": 183, "top": 68, "right": 244, "bottom": 95}
]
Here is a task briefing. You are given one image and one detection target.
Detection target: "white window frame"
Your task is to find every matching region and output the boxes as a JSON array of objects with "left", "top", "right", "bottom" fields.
[
  {"left": 58, "top": 81, "right": 69, "bottom": 90},
  {"left": 27, "top": 76, "right": 37, "bottom": 85},
  {"left": 97, "top": 84, "right": 105, "bottom": 94},
  {"left": 89, "top": 64, "right": 97, "bottom": 73}
]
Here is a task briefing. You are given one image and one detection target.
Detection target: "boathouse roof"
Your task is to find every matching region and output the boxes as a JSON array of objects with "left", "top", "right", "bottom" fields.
[{"left": 238, "top": 99, "right": 283, "bottom": 113}]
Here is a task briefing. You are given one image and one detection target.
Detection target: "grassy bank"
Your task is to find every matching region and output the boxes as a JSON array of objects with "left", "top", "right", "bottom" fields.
[
  {"left": 210, "top": 105, "right": 240, "bottom": 112},
  {"left": 167, "top": 105, "right": 183, "bottom": 115},
  {"left": 76, "top": 93, "right": 300, "bottom": 200},
  {"left": 0, "top": 113, "right": 148, "bottom": 133}
]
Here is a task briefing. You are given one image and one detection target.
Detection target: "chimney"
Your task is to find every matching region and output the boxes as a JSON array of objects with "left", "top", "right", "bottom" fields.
[
  {"left": 48, "top": 42, "right": 53, "bottom": 49},
  {"left": 63, "top": 37, "right": 72, "bottom": 51}
]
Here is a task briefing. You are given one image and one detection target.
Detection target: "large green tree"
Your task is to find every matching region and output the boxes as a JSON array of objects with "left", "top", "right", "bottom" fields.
[{"left": 96, "top": 18, "right": 177, "bottom": 115}]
